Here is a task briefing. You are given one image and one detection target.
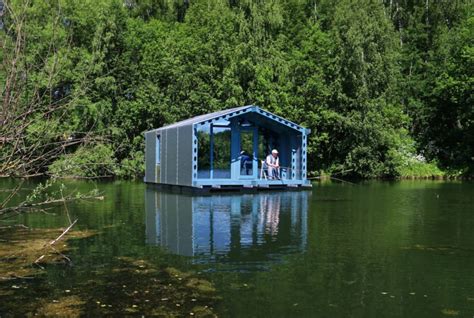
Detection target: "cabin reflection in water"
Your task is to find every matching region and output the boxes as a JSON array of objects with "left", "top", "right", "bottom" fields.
[{"left": 145, "top": 189, "right": 309, "bottom": 263}]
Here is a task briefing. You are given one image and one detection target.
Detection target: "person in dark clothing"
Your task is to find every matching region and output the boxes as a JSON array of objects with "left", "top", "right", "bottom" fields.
[{"left": 240, "top": 151, "right": 252, "bottom": 175}]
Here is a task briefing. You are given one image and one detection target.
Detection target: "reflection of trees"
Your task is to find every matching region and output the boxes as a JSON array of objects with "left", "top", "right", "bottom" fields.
[
  {"left": 240, "top": 131, "right": 253, "bottom": 154},
  {"left": 258, "top": 128, "right": 279, "bottom": 161},
  {"left": 197, "top": 128, "right": 231, "bottom": 171},
  {"left": 197, "top": 130, "right": 210, "bottom": 170},
  {"left": 259, "top": 195, "right": 281, "bottom": 236},
  {"left": 213, "top": 129, "right": 231, "bottom": 170}
]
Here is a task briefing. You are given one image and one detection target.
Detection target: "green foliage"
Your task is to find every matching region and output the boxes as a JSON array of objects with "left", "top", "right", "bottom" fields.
[
  {"left": 48, "top": 144, "right": 116, "bottom": 178},
  {"left": 389, "top": 0, "right": 473, "bottom": 176},
  {"left": 24, "top": 180, "right": 56, "bottom": 205},
  {"left": 397, "top": 161, "right": 444, "bottom": 179},
  {"left": 385, "top": 138, "right": 444, "bottom": 178},
  {"left": 2, "top": 0, "right": 472, "bottom": 179},
  {"left": 115, "top": 150, "right": 145, "bottom": 179},
  {"left": 422, "top": 15, "right": 474, "bottom": 173}
]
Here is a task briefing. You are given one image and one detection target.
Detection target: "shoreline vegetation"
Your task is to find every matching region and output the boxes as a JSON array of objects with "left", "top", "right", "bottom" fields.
[
  {"left": 1, "top": 156, "right": 470, "bottom": 181},
  {"left": 312, "top": 161, "right": 470, "bottom": 180},
  {"left": 1, "top": 0, "right": 472, "bottom": 181}
]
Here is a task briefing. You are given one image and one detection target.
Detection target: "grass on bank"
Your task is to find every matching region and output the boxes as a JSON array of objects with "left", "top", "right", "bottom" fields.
[{"left": 396, "top": 161, "right": 445, "bottom": 179}]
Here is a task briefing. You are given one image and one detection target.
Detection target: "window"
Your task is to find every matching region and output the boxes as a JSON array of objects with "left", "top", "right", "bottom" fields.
[
  {"left": 197, "top": 125, "right": 211, "bottom": 178},
  {"left": 196, "top": 123, "right": 231, "bottom": 179},
  {"left": 240, "top": 130, "right": 254, "bottom": 176},
  {"left": 212, "top": 126, "right": 231, "bottom": 179},
  {"left": 156, "top": 134, "right": 161, "bottom": 164}
]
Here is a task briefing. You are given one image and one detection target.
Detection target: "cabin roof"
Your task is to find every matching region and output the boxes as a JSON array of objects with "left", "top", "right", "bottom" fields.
[{"left": 148, "top": 105, "right": 308, "bottom": 133}]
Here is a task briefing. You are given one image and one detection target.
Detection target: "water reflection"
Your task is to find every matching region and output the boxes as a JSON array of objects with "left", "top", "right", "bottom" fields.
[{"left": 145, "top": 189, "right": 309, "bottom": 264}]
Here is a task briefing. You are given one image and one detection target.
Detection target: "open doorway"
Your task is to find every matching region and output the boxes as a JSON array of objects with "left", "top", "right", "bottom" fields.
[{"left": 239, "top": 129, "right": 254, "bottom": 176}]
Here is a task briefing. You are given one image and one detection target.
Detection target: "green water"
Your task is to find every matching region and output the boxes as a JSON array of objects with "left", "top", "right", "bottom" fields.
[{"left": 1, "top": 180, "right": 473, "bottom": 317}]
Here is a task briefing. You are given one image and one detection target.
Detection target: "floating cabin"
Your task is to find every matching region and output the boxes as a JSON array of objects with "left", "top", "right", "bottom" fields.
[{"left": 144, "top": 105, "right": 311, "bottom": 190}]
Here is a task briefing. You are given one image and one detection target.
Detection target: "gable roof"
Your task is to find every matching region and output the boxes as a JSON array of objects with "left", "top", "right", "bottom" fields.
[{"left": 148, "top": 105, "right": 308, "bottom": 133}]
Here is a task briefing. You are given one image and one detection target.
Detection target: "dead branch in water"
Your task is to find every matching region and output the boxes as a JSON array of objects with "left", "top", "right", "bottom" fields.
[
  {"left": 0, "top": 224, "right": 29, "bottom": 229},
  {"left": 0, "top": 180, "right": 101, "bottom": 278},
  {"left": 0, "top": 180, "right": 24, "bottom": 209},
  {"left": 0, "top": 179, "right": 104, "bottom": 223},
  {"left": 34, "top": 219, "right": 78, "bottom": 266},
  {"left": 0, "top": 194, "right": 104, "bottom": 216}
]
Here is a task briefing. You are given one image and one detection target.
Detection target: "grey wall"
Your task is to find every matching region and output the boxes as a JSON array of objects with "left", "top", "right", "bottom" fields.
[
  {"left": 163, "top": 127, "right": 177, "bottom": 184},
  {"left": 159, "top": 125, "right": 193, "bottom": 186},
  {"left": 161, "top": 129, "right": 167, "bottom": 184},
  {"left": 177, "top": 125, "right": 193, "bottom": 186},
  {"left": 144, "top": 131, "right": 156, "bottom": 183}
]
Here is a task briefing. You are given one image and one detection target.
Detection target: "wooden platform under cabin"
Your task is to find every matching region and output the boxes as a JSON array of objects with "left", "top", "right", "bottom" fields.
[{"left": 146, "top": 180, "right": 312, "bottom": 194}]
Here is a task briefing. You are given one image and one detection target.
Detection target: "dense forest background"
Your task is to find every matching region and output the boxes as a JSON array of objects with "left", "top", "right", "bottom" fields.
[{"left": 1, "top": 0, "right": 472, "bottom": 179}]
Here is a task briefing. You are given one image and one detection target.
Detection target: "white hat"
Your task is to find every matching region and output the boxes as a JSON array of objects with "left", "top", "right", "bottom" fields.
[{"left": 272, "top": 149, "right": 278, "bottom": 154}]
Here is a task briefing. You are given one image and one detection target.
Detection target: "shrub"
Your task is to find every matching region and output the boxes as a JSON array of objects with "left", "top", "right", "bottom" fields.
[
  {"left": 48, "top": 144, "right": 116, "bottom": 178},
  {"left": 115, "top": 151, "right": 145, "bottom": 179}
]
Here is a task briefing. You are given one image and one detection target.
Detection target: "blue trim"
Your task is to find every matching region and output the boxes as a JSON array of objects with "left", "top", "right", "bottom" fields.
[
  {"left": 192, "top": 127, "right": 198, "bottom": 182},
  {"left": 291, "top": 135, "right": 297, "bottom": 180},
  {"left": 194, "top": 106, "right": 305, "bottom": 134},
  {"left": 254, "top": 107, "right": 305, "bottom": 133},
  {"left": 194, "top": 179, "right": 308, "bottom": 187},
  {"left": 210, "top": 124, "right": 214, "bottom": 179},
  {"left": 302, "top": 132, "right": 307, "bottom": 179}
]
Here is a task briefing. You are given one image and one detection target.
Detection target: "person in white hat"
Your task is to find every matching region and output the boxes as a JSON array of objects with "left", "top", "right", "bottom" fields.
[{"left": 265, "top": 149, "right": 280, "bottom": 179}]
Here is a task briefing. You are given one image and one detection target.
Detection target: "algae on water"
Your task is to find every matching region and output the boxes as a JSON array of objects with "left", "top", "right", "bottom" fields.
[
  {"left": 0, "top": 227, "right": 95, "bottom": 280},
  {"left": 0, "top": 228, "right": 220, "bottom": 317}
]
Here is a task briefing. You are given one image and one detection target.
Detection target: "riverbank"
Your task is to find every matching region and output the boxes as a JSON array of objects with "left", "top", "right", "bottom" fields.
[{"left": 311, "top": 162, "right": 472, "bottom": 181}]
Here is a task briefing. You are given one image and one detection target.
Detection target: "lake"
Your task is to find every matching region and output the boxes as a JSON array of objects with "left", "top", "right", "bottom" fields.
[{"left": 1, "top": 179, "right": 473, "bottom": 317}]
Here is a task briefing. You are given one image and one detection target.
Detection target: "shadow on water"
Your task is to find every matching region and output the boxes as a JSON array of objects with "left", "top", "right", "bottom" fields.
[{"left": 145, "top": 188, "right": 310, "bottom": 270}]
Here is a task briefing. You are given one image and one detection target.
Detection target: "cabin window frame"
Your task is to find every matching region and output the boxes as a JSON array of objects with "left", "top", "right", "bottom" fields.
[{"left": 156, "top": 133, "right": 161, "bottom": 165}]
